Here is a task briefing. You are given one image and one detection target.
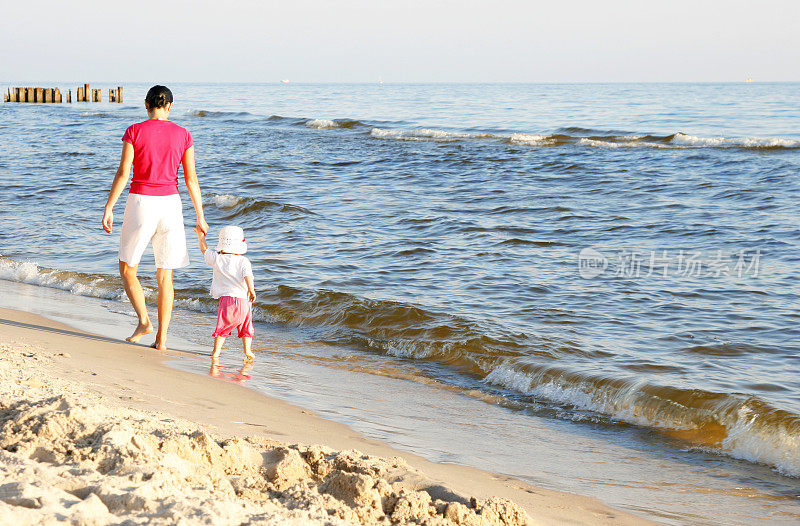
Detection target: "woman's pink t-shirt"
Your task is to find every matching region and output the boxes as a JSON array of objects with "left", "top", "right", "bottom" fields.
[{"left": 122, "top": 119, "right": 194, "bottom": 196}]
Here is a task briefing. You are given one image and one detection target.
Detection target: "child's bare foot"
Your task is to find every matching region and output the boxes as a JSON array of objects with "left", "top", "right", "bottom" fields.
[
  {"left": 126, "top": 321, "right": 153, "bottom": 343},
  {"left": 244, "top": 350, "right": 255, "bottom": 360},
  {"left": 209, "top": 356, "right": 221, "bottom": 377}
]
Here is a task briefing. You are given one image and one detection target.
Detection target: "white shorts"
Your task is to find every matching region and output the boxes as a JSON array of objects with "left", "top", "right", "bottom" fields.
[{"left": 119, "top": 193, "right": 190, "bottom": 269}]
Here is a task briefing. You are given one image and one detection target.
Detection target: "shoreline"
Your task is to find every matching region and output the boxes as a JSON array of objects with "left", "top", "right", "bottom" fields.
[{"left": 0, "top": 306, "right": 650, "bottom": 525}]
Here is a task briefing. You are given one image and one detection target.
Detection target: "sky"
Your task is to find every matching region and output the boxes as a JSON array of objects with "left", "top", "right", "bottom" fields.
[{"left": 2, "top": 0, "right": 799, "bottom": 83}]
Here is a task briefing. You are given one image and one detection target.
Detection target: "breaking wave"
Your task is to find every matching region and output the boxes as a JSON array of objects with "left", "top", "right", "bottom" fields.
[
  {"left": 186, "top": 109, "right": 255, "bottom": 119},
  {"left": 0, "top": 257, "right": 127, "bottom": 300},
  {"left": 207, "top": 193, "right": 314, "bottom": 218},
  {"left": 369, "top": 127, "right": 493, "bottom": 142},
  {"left": 484, "top": 362, "right": 800, "bottom": 477},
  {"left": 304, "top": 118, "right": 365, "bottom": 129}
]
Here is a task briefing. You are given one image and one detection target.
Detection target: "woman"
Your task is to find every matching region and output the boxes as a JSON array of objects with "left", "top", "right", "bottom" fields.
[{"left": 102, "top": 85, "right": 208, "bottom": 350}]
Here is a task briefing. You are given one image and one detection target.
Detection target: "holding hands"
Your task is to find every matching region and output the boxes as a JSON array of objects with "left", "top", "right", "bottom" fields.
[
  {"left": 196, "top": 218, "right": 209, "bottom": 236},
  {"left": 195, "top": 225, "right": 209, "bottom": 253}
]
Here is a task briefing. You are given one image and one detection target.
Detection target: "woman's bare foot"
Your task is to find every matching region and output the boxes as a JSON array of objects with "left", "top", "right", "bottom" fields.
[
  {"left": 126, "top": 321, "right": 153, "bottom": 343},
  {"left": 150, "top": 339, "right": 167, "bottom": 351}
]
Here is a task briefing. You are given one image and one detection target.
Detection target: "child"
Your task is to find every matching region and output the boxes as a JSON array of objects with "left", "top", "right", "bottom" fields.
[{"left": 196, "top": 225, "right": 256, "bottom": 360}]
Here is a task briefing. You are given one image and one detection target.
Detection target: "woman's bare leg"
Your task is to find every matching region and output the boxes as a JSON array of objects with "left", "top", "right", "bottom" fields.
[
  {"left": 152, "top": 268, "right": 173, "bottom": 350},
  {"left": 119, "top": 261, "right": 153, "bottom": 342}
]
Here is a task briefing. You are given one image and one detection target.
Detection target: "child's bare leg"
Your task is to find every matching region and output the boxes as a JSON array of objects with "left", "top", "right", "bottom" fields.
[
  {"left": 212, "top": 336, "right": 225, "bottom": 358},
  {"left": 242, "top": 337, "right": 254, "bottom": 360}
]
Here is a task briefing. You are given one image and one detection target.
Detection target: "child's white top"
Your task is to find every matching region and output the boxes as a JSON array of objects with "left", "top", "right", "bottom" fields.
[{"left": 203, "top": 249, "right": 253, "bottom": 299}]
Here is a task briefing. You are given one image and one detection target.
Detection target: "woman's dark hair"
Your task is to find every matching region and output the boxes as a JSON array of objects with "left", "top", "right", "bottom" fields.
[{"left": 145, "top": 85, "right": 173, "bottom": 109}]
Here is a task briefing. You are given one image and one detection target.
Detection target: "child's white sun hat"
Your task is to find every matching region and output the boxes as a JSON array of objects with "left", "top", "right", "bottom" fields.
[{"left": 216, "top": 225, "right": 247, "bottom": 254}]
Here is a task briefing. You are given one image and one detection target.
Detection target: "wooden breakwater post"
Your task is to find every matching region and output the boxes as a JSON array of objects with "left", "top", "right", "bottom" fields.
[
  {"left": 108, "top": 86, "right": 123, "bottom": 103},
  {"left": 4, "top": 83, "right": 122, "bottom": 103},
  {"left": 75, "top": 84, "right": 91, "bottom": 102}
]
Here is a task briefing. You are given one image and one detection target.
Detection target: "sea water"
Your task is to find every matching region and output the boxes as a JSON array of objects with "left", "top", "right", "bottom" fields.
[{"left": 1, "top": 82, "right": 799, "bottom": 524}]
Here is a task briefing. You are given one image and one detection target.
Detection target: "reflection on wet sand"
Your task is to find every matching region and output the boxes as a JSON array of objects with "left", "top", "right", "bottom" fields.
[{"left": 209, "top": 357, "right": 253, "bottom": 385}]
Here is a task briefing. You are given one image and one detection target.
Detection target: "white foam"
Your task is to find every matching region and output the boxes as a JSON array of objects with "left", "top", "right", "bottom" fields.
[
  {"left": 719, "top": 407, "right": 800, "bottom": 477},
  {"left": 370, "top": 127, "right": 403, "bottom": 139},
  {"left": 408, "top": 128, "right": 473, "bottom": 141},
  {"left": 305, "top": 119, "right": 338, "bottom": 129},
  {"left": 507, "top": 133, "right": 553, "bottom": 146},
  {"left": 671, "top": 132, "right": 800, "bottom": 149},
  {"left": 0, "top": 258, "right": 127, "bottom": 300},
  {"left": 370, "top": 127, "right": 491, "bottom": 142},
  {"left": 579, "top": 138, "right": 673, "bottom": 149}
]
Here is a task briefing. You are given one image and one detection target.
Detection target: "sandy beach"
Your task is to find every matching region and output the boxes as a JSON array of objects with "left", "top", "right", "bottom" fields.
[{"left": 0, "top": 306, "right": 651, "bottom": 525}]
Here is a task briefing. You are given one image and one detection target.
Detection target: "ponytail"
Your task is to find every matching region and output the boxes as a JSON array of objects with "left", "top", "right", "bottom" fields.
[{"left": 145, "top": 85, "right": 173, "bottom": 109}]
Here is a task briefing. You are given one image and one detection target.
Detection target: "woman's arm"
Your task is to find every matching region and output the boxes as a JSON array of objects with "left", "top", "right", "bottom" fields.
[
  {"left": 182, "top": 146, "right": 209, "bottom": 235},
  {"left": 102, "top": 142, "right": 134, "bottom": 233}
]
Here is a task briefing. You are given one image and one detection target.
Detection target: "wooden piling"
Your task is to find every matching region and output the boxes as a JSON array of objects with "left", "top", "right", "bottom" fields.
[
  {"left": 55, "top": 88, "right": 62, "bottom": 103},
  {"left": 83, "top": 84, "right": 89, "bottom": 102},
  {"left": 16, "top": 87, "right": 24, "bottom": 102},
  {"left": 117, "top": 86, "right": 123, "bottom": 103},
  {"left": 35, "top": 88, "right": 43, "bottom": 103},
  {"left": 44, "top": 88, "right": 53, "bottom": 103},
  {"left": 108, "top": 88, "right": 114, "bottom": 102}
]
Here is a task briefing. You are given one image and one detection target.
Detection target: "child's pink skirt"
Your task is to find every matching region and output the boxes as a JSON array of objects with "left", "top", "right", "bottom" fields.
[{"left": 213, "top": 296, "right": 254, "bottom": 338}]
